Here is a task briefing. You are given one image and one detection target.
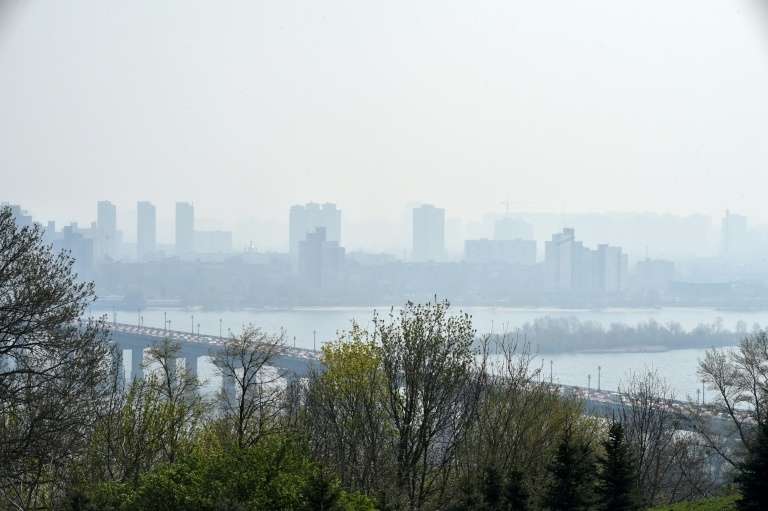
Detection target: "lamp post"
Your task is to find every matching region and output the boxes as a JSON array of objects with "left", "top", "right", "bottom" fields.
[
  {"left": 191, "top": 314, "right": 195, "bottom": 335},
  {"left": 313, "top": 330, "right": 317, "bottom": 351},
  {"left": 550, "top": 360, "right": 553, "bottom": 384},
  {"left": 219, "top": 319, "right": 223, "bottom": 339},
  {"left": 597, "top": 366, "right": 601, "bottom": 392}
]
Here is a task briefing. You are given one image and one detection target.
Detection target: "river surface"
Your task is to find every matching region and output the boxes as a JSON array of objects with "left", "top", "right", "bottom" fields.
[{"left": 106, "top": 306, "right": 768, "bottom": 398}]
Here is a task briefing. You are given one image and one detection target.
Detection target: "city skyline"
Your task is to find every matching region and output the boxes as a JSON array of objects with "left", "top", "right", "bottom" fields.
[{"left": 2, "top": 0, "right": 768, "bottom": 235}]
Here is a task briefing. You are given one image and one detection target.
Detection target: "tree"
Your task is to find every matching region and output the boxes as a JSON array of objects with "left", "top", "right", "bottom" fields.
[
  {"left": 617, "top": 370, "right": 705, "bottom": 506},
  {"left": 737, "top": 420, "right": 768, "bottom": 510},
  {"left": 145, "top": 338, "right": 206, "bottom": 463},
  {"left": 596, "top": 422, "right": 640, "bottom": 511},
  {"left": 375, "top": 300, "right": 485, "bottom": 510},
  {"left": 0, "top": 206, "right": 113, "bottom": 509},
  {"left": 697, "top": 333, "right": 768, "bottom": 467},
  {"left": 211, "top": 326, "right": 285, "bottom": 449},
  {"left": 543, "top": 415, "right": 596, "bottom": 511},
  {"left": 456, "top": 335, "right": 581, "bottom": 506},
  {"left": 502, "top": 469, "right": 529, "bottom": 511},
  {"left": 304, "top": 325, "right": 392, "bottom": 500}
]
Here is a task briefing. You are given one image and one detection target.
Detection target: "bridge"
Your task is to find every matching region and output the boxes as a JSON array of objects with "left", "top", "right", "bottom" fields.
[{"left": 109, "top": 322, "right": 321, "bottom": 395}]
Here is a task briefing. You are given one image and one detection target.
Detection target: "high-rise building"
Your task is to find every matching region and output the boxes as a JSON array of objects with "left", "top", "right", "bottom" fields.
[
  {"left": 298, "top": 227, "right": 345, "bottom": 288},
  {"left": 3, "top": 203, "right": 33, "bottom": 228},
  {"left": 175, "top": 202, "right": 195, "bottom": 256},
  {"left": 289, "top": 203, "right": 342, "bottom": 260},
  {"left": 96, "top": 200, "right": 118, "bottom": 261},
  {"left": 412, "top": 204, "right": 445, "bottom": 262},
  {"left": 55, "top": 224, "right": 94, "bottom": 276},
  {"left": 545, "top": 228, "right": 576, "bottom": 290},
  {"left": 721, "top": 210, "right": 748, "bottom": 259},
  {"left": 136, "top": 201, "right": 156, "bottom": 260},
  {"left": 595, "top": 244, "right": 626, "bottom": 293},
  {"left": 545, "top": 228, "right": 628, "bottom": 293}
]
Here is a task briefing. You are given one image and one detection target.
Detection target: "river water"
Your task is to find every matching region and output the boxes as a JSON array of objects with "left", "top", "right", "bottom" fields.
[{"left": 106, "top": 306, "right": 768, "bottom": 399}]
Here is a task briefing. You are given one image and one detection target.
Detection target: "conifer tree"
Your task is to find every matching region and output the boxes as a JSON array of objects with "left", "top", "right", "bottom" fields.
[
  {"left": 737, "top": 420, "right": 768, "bottom": 511},
  {"left": 543, "top": 420, "right": 596, "bottom": 511},
  {"left": 596, "top": 421, "right": 640, "bottom": 511},
  {"left": 502, "top": 469, "right": 530, "bottom": 511}
]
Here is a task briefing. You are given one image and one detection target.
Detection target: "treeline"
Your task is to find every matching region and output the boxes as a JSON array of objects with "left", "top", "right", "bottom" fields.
[
  {"left": 2, "top": 205, "right": 768, "bottom": 511},
  {"left": 499, "top": 316, "right": 748, "bottom": 353}
]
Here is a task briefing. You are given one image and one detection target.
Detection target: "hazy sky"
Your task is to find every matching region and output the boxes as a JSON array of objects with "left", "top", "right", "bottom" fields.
[{"left": 1, "top": 0, "right": 767, "bottom": 250}]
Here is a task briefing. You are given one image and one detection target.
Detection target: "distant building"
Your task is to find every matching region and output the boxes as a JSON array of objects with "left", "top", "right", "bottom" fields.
[
  {"left": 3, "top": 203, "right": 33, "bottom": 228},
  {"left": 54, "top": 224, "right": 94, "bottom": 276},
  {"left": 136, "top": 201, "right": 156, "bottom": 260},
  {"left": 175, "top": 202, "right": 195, "bottom": 256},
  {"left": 96, "top": 201, "right": 119, "bottom": 261},
  {"left": 464, "top": 239, "right": 536, "bottom": 265},
  {"left": 494, "top": 217, "right": 534, "bottom": 241},
  {"left": 545, "top": 228, "right": 627, "bottom": 293},
  {"left": 412, "top": 204, "right": 445, "bottom": 262},
  {"left": 721, "top": 210, "right": 748, "bottom": 259},
  {"left": 195, "top": 230, "right": 233, "bottom": 254},
  {"left": 545, "top": 228, "right": 577, "bottom": 290},
  {"left": 289, "top": 203, "right": 341, "bottom": 261},
  {"left": 595, "top": 244, "right": 627, "bottom": 293},
  {"left": 298, "top": 227, "right": 345, "bottom": 287}
]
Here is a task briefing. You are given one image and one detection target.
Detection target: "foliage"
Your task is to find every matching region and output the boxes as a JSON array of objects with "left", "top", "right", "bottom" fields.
[
  {"left": 646, "top": 494, "right": 739, "bottom": 511},
  {"left": 0, "top": 206, "right": 112, "bottom": 509},
  {"left": 596, "top": 422, "right": 640, "bottom": 511},
  {"left": 69, "top": 435, "right": 376, "bottom": 511},
  {"left": 542, "top": 415, "right": 597, "bottom": 511},
  {"left": 736, "top": 420, "right": 768, "bottom": 511}
]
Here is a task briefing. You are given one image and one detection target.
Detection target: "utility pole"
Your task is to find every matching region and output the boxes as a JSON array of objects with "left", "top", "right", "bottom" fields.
[
  {"left": 597, "top": 366, "right": 601, "bottom": 392},
  {"left": 164, "top": 312, "right": 167, "bottom": 331}
]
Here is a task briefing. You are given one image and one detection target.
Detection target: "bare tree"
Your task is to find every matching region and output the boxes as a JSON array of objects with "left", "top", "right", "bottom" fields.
[
  {"left": 617, "top": 370, "right": 715, "bottom": 507},
  {"left": 145, "top": 338, "right": 206, "bottom": 463},
  {"left": 456, "top": 335, "right": 584, "bottom": 506},
  {"left": 211, "top": 326, "right": 285, "bottom": 448},
  {"left": 687, "top": 331, "right": 768, "bottom": 488},
  {"left": 0, "top": 206, "right": 112, "bottom": 509},
  {"left": 375, "top": 300, "right": 485, "bottom": 511}
]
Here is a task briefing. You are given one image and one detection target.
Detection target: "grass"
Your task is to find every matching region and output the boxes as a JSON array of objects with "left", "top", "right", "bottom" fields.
[{"left": 648, "top": 494, "right": 739, "bottom": 511}]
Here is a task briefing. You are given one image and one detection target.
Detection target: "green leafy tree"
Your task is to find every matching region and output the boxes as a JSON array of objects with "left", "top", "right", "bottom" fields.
[{"left": 597, "top": 422, "right": 640, "bottom": 511}]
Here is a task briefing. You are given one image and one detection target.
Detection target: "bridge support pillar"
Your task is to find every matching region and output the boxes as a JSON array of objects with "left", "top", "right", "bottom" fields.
[
  {"left": 131, "top": 348, "right": 144, "bottom": 381},
  {"left": 222, "top": 373, "right": 237, "bottom": 404},
  {"left": 113, "top": 349, "right": 126, "bottom": 388},
  {"left": 184, "top": 355, "right": 198, "bottom": 379}
]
